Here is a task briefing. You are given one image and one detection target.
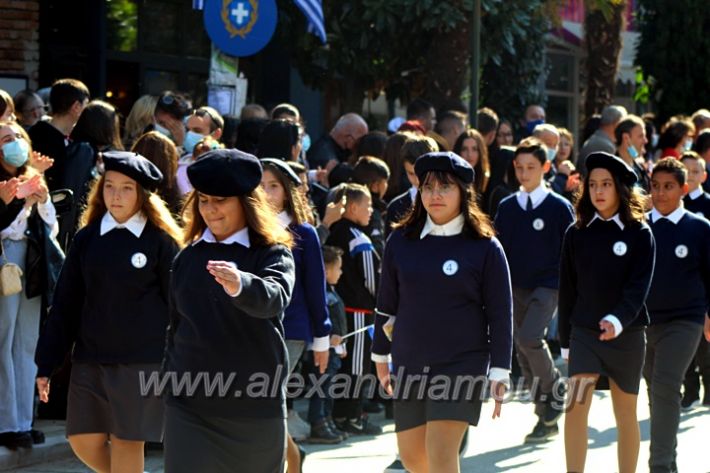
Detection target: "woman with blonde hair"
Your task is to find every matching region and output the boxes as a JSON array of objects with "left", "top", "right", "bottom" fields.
[
  {"left": 164, "top": 149, "right": 296, "bottom": 473},
  {"left": 122, "top": 95, "right": 158, "bottom": 149},
  {"left": 35, "top": 151, "right": 181, "bottom": 473}
]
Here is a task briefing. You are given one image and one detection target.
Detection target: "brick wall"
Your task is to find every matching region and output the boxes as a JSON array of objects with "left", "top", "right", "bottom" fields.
[{"left": 0, "top": 0, "right": 40, "bottom": 89}]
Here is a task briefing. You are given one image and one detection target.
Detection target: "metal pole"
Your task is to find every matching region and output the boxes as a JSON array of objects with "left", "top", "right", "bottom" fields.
[{"left": 469, "top": 0, "right": 481, "bottom": 128}]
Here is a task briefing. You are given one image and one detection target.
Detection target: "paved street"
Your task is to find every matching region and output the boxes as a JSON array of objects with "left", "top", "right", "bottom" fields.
[{"left": 8, "top": 382, "right": 709, "bottom": 473}]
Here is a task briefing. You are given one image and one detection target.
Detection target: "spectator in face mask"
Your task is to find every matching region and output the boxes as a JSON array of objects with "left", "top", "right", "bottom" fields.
[
  {"left": 182, "top": 106, "right": 224, "bottom": 156},
  {"left": 153, "top": 91, "right": 192, "bottom": 148}
]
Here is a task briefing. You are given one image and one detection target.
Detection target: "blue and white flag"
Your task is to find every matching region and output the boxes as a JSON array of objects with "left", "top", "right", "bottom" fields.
[
  {"left": 293, "top": 0, "right": 326, "bottom": 44},
  {"left": 192, "top": 0, "right": 204, "bottom": 10}
]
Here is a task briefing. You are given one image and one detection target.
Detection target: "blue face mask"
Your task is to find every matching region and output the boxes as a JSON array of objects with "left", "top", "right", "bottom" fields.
[
  {"left": 183, "top": 130, "right": 205, "bottom": 154},
  {"left": 627, "top": 145, "right": 639, "bottom": 159},
  {"left": 153, "top": 122, "right": 172, "bottom": 140},
  {"left": 526, "top": 119, "right": 545, "bottom": 135},
  {"left": 546, "top": 147, "right": 557, "bottom": 161},
  {"left": 684, "top": 139, "right": 693, "bottom": 151},
  {"left": 2, "top": 139, "right": 30, "bottom": 167},
  {"left": 301, "top": 133, "right": 311, "bottom": 153}
]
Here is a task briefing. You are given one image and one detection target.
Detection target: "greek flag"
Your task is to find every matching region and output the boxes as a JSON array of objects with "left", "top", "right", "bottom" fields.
[
  {"left": 293, "top": 0, "right": 326, "bottom": 44},
  {"left": 192, "top": 0, "right": 204, "bottom": 10}
]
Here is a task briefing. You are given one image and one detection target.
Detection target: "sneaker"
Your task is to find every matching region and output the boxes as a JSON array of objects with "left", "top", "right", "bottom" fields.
[
  {"left": 326, "top": 417, "right": 349, "bottom": 440},
  {"left": 287, "top": 410, "right": 311, "bottom": 441},
  {"left": 384, "top": 458, "right": 407, "bottom": 472},
  {"left": 309, "top": 420, "right": 342, "bottom": 444},
  {"left": 680, "top": 392, "right": 700, "bottom": 411},
  {"left": 335, "top": 416, "right": 383, "bottom": 436},
  {"left": 524, "top": 421, "right": 558, "bottom": 444},
  {"left": 541, "top": 400, "right": 564, "bottom": 426}
]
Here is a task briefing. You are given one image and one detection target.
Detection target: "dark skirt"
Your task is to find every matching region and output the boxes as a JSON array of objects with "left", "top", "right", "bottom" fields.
[
  {"left": 568, "top": 325, "right": 646, "bottom": 394},
  {"left": 66, "top": 362, "right": 164, "bottom": 441},
  {"left": 164, "top": 403, "right": 286, "bottom": 473},
  {"left": 393, "top": 374, "right": 484, "bottom": 432}
]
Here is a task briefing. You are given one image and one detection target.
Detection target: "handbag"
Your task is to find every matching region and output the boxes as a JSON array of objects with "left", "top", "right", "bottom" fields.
[{"left": 0, "top": 239, "right": 23, "bottom": 296}]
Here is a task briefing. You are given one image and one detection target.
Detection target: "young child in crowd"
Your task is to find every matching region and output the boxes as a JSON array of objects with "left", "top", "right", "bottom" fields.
[{"left": 352, "top": 155, "right": 390, "bottom": 256}]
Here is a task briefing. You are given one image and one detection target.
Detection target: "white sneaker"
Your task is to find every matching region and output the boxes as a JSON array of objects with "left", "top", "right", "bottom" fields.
[{"left": 287, "top": 409, "right": 310, "bottom": 441}]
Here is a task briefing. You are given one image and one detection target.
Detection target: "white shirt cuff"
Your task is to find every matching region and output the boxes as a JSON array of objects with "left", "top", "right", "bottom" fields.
[
  {"left": 561, "top": 348, "right": 570, "bottom": 360},
  {"left": 311, "top": 335, "right": 330, "bottom": 352},
  {"left": 488, "top": 367, "right": 510, "bottom": 386},
  {"left": 371, "top": 353, "right": 391, "bottom": 363},
  {"left": 602, "top": 314, "right": 623, "bottom": 337}
]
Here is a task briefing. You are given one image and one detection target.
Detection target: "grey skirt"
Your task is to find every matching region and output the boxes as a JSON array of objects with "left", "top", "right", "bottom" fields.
[
  {"left": 568, "top": 325, "right": 646, "bottom": 394},
  {"left": 164, "top": 403, "right": 286, "bottom": 473},
  {"left": 66, "top": 362, "right": 164, "bottom": 441}
]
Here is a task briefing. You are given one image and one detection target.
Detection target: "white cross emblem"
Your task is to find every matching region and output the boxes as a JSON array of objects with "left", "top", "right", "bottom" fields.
[
  {"left": 613, "top": 241, "right": 627, "bottom": 256},
  {"left": 131, "top": 252, "right": 147, "bottom": 269},
  {"left": 231, "top": 2, "right": 250, "bottom": 26}
]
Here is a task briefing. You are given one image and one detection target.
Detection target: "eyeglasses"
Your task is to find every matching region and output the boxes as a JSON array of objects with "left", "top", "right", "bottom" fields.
[{"left": 420, "top": 183, "right": 456, "bottom": 196}]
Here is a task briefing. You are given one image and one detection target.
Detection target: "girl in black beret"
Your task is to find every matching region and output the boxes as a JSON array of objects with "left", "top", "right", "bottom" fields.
[
  {"left": 372, "top": 151, "right": 512, "bottom": 473},
  {"left": 35, "top": 151, "right": 182, "bottom": 472},
  {"left": 559, "top": 152, "right": 655, "bottom": 473},
  {"left": 163, "top": 149, "right": 296, "bottom": 473}
]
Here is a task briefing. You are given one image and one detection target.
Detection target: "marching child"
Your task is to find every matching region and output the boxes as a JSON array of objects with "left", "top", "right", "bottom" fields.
[{"left": 680, "top": 151, "right": 710, "bottom": 218}]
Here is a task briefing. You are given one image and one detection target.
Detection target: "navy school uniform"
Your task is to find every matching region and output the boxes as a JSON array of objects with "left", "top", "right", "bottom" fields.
[
  {"left": 385, "top": 187, "right": 416, "bottom": 238},
  {"left": 35, "top": 213, "right": 180, "bottom": 441},
  {"left": 558, "top": 214, "right": 655, "bottom": 394},
  {"left": 644, "top": 207, "right": 710, "bottom": 470},
  {"left": 683, "top": 187, "right": 710, "bottom": 220},
  {"left": 371, "top": 215, "right": 513, "bottom": 429}
]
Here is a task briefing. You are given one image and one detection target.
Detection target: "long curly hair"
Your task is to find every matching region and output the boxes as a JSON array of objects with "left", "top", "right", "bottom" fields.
[{"left": 574, "top": 171, "right": 646, "bottom": 228}]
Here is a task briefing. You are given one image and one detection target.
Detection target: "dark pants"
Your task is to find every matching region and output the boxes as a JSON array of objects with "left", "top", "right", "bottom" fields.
[
  {"left": 643, "top": 319, "right": 703, "bottom": 473},
  {"left": 512, "top": 286, "right": 560, "bottom": 416},
  {"left": 333, "top": 311, "right": 373, "bottom": 421},
  {"left": 682, "top": 334, "right": 710, "bottom": 401},
  {"left": 306, "top": 348, "right": 342, "bottom": 424}
]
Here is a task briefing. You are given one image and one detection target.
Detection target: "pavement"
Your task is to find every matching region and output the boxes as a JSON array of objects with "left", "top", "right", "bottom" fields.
[{"left": 3, "top": 381, "right": 709, "bottom": 473}]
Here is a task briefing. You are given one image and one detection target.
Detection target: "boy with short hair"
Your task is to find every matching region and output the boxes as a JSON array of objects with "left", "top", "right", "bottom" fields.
[
  {"left": 494, "top": 137, "right": 575, "bottom": 443},
  {"left": 352, "top": 155, "right": 390, "bottom": 256},
  {"left": 325, "top": 183, "right": 381, "bottom": 435},
  {"left": 680, "top": 151, "right": 710, "bottom": 218},
  {"left": 644, "top": 157, "right": 710, "bottom": 472}
]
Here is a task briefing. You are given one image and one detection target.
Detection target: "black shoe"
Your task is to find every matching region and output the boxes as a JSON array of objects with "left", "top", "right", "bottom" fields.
[
  {"left": 335, "top": 416, "right": 382, "bottom": 436},
  {"left": 524, "top": 421, "right": 558, "bottom": 444},
  {"left": 384, "top": 458, "right": 407, "bottom": 472},
  {"left": 363, "top": 400, "right": 384, "bottom": 413},
  {"left": 541, "top": 400, "right": 564, "bottom": 426},
  {"left": 326, "top": 417, "right": 348, "bottom": 440},
  {"left": 309, "top": 421, "right": 342, "bottom": 444},
  {"left": 681, "top": 392, "right": 700, "bottom": 411},
  {"left": 29, "top": 429, "right": 45, "bottom": 445},
  {"left": 0, "top": 431, "right": 33, "bottom": 450}
]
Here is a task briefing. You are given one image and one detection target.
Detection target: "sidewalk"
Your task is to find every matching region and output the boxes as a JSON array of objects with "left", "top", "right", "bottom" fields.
[{"left": 5, "top": 384, "right": 710, "bottom": 472}]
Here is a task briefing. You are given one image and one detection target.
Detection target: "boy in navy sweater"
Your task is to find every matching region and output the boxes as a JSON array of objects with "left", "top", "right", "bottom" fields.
[
  {"left": 494, "top": 137, "right": 575, "bottom": 443},
  {"left": 644, "top": 158, "right": 710, "bottom": 472},
  {"left": 680, "top": 151, "right": 710, "bottom": 218},
  {"left": 325, "top": 183, "right": 381, "bottom": 435}
]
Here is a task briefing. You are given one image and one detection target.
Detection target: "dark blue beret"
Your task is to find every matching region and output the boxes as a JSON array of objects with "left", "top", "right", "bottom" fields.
[
  {"left": 585, "top": 151, "right": 638, "bottom": 186},
  {"left": 414, "top": 151, "right": 475, "bottom": 184},
  {"left": 261, "top": 158, "right": 302, "bottom": 186},
  {"left": 102, "top": 151, "right": 163, "bottom": 191},
  {"left": 187, "top": 148, "right": 262, "bottom": 197}
]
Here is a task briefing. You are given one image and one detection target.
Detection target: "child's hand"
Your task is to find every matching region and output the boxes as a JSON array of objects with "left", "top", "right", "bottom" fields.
[
  {"left": 207, "top": 261, "right": 241, "bottom": 296},
  {"left": 375, "top": 362, "right": 393, "bottom": 396},
  {"left": 313, "top": 349, "right": 329, "bottom": 375},
  {"left": 339, "top": 347, "right": 347, "bottom": 358},
  {"left": 599, "top": 320, "right": 617, "bottom": 341},
  {"left": 330, "top": 335, "right": 342, "bottom": 346},
  {"left": 704, "top": 315, "right": 710, "bottom": 342},
  {"left": 36, "top": 377, "right": 50, "bottom": 403},
  {"left": 490, "top": 380, "right": 506, "bottom": 419}
]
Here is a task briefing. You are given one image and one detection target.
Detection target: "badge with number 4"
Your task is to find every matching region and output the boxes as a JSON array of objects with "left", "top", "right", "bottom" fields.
[
  {"left": 442, "top": 260, "right": 458, "bottom": 276},
  {"left": 613, "top": 241, "right": 627, "bottom": 256},
  {"left": 675, "top": 244, "right": 688, "bottom": 259}
]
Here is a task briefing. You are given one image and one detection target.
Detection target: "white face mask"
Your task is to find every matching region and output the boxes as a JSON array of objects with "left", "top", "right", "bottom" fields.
[{"left": 684, "top": 139, "right": 693, "bottom": 152}]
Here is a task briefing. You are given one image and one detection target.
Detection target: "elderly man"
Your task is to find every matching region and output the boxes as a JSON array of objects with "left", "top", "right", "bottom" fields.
[
  {"left": 307, "top": 113, "right": 368, "bottom": 169},
  {"left": 533, "top": 123, "right": 578, "bottom": 199},
  {"left": 579, "top": 105, "right": 627, "bottom": 176}
]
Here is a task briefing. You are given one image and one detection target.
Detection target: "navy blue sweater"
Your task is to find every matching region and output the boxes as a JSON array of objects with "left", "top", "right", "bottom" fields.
[
  {"left": 372, "top": 229, "right": 513, "bottom": 376},
  {"left": 35, "top": 220, "right": 179, "bottom": 377},
  {"left": 283, "top": 222, "right": 331, "bottom": 345},
  {"left": 495, "top": 191, "right": 574, "bottom": 289},
  {"left": 683, "top": 192, "right": 710, "bottom": 220},
  {"left": 558, "top": 219, "right": 655, "bottom": 349},
  {"left": 646, "top": 211, "right": 710, "bottom": 325}
]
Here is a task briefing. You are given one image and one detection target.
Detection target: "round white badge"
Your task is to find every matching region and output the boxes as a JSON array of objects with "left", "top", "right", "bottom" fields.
[
  {"left": 675, "top": 244, "right": 688, "bottom": 259},
  {"left": 442, "top": 260, "right": 459, "bottom": 276},
  {"left": 131, "top": 252, "right": 147, "bottom": 269},
  {"left": 613, "top": 241, "right": 627, "bottom": 256},
  {"left": 532, "top": 218, "right": 545, "bottom": 231}
]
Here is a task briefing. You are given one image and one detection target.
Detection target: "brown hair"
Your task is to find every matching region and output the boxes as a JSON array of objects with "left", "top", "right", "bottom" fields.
[
  {"left": 0, "top": 89, "right": 15, "bottom": 118},
  {"left": 395, "top": 171, "right": 495, "bottom": 239},
  {"left": 331, "top": 182, "right": 371, "bottom": 207},
  {"left": 182, "top": 187, "right": 293, "bottom": 248},
  {"left": 574, "top": 171, "right": 646, "bottom": 228},
  {"left": 261, "top": 162, "right": 311, "bottom": 226},
  {"left": 79, "top": 173, "right": 183, "bottom": 245},
  {"left": 0, "top": 120, "right": 35, "bottom": 180},
  {"left": 131, "top": 131, "right": 178, "bottom": 191},
  {"left": 453, "top": 128, "right": 490, "bottom": 193},
  {"left": 71, "top": 100, "right": 123, "bottom": 151},
  {"left": 652, "top": 157, "right": 687, "bottom": 186}
]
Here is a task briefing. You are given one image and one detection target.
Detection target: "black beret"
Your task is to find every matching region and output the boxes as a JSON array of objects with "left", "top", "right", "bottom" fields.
[
  {"left": 585, "top": 151, "right": 638, "bottom": 186},
  {"left": 102, "top": 151, "right": 163, "bottom": 191},
  {"left": 187, "top": 148, "right": 262, "bottom": 197},
  {"left": 261, "top": 158, "right": 302, "bottom": 186},
  {"left": 414, "top": 151, "right": 475, "bottom": 184}
]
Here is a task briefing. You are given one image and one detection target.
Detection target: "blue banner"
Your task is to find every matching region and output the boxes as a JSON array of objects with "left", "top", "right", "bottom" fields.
[{"left": 203, "top": 0, "right": 278, "bottom": 57}]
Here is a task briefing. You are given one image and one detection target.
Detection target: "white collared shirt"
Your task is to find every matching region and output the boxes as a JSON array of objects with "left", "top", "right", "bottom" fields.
[
  {"left": 649, "top": 206, "right": 686, "bottom": 224},
  {"left": 408, "top": 186, "right": 417, "bottom": 202},
  {"left": 100, "top": 212, "right": 147, "bottom": 238},
  {"left": 193, "top": 227, "right": 250, "bottom": 248},
  {"left": 0, "top": 197, "right": 57, "bottom": 241},
  {"left": 276, "top": 211, "right": 293, "bottom": 229},
  {"left": 419, "top": 213, "right": 464, "bottom": 239},
  {"left": 516, "top": 182, "right": 550, "bottom": 210},
  {"left": 587, "top": 212, "right": 625, "bottom": 230},
  {"left": 688, "top": 187, "right": 704, "bottom": 200}
]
